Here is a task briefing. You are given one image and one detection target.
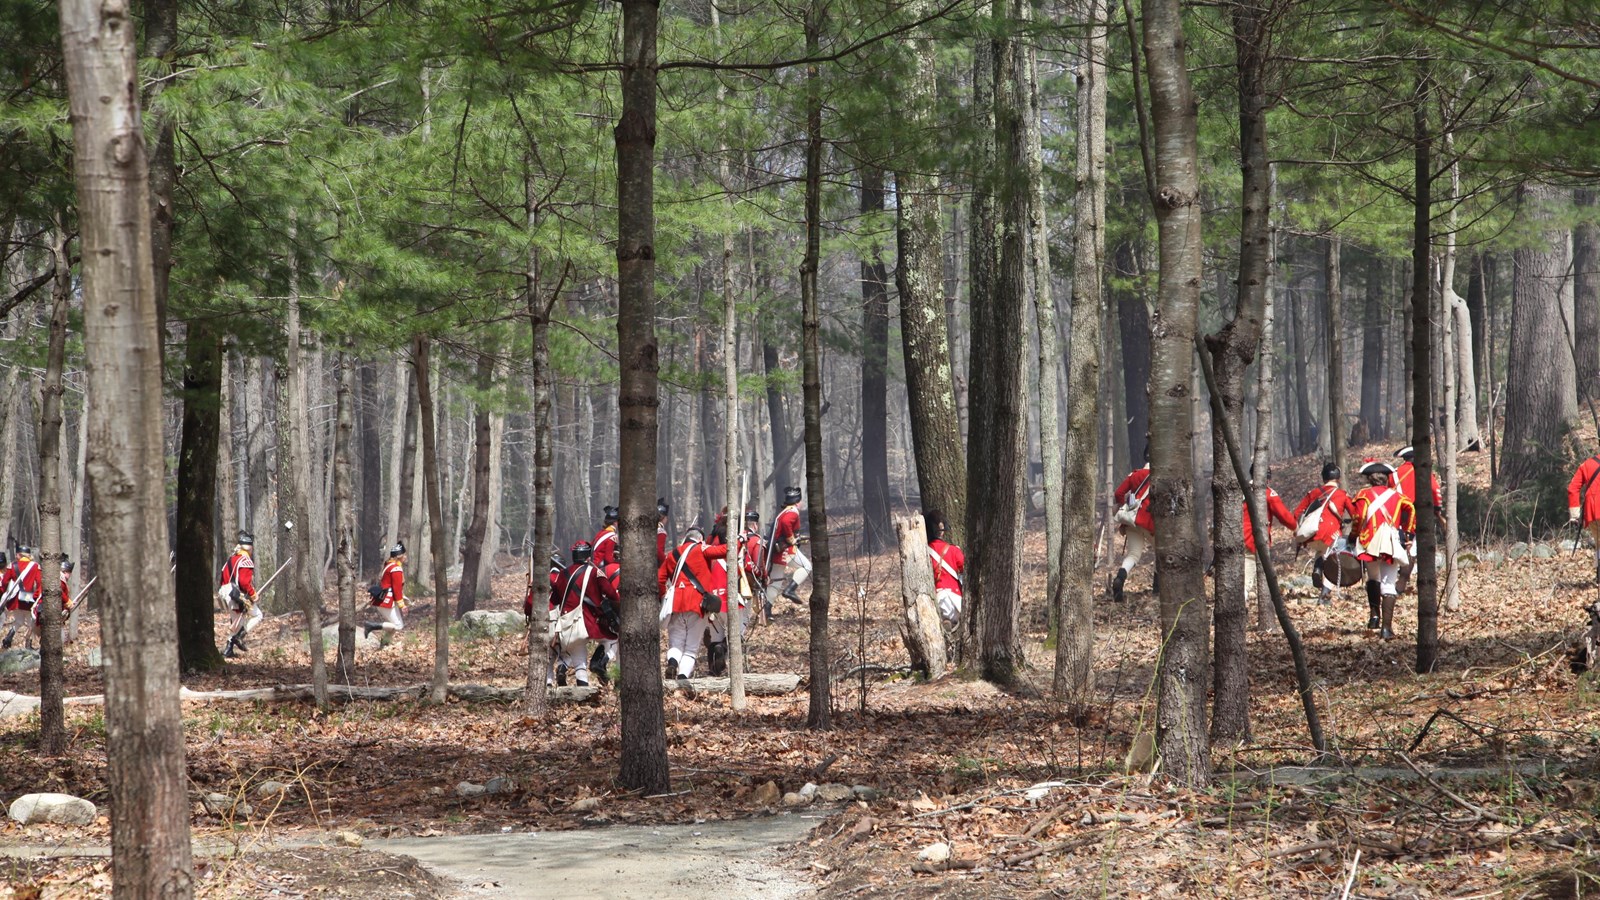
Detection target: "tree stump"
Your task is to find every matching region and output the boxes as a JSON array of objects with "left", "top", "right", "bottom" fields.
[{"left": 895, "top": 515, "right": 945, "bottom": 677}]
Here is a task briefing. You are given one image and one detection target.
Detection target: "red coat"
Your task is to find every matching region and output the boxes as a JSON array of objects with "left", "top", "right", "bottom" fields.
[
  {"left": 1350, "top": 485, "right": 1416, "bottom": 560},
  {"left": 1292, "top": 482, "right": 1350, "bottom": 546},
  {"left": 929, "top": 539, "right": 965, "bottom": 593},
  {"left": 656, "top": 523, "right": 668, "bottom": 567},
  {"left": 219, "top": 550, "right": 256, "bottom": 601},
  {"left": 739, "top": 529, "right": 766, "bottom": 590},
  {"left": 1395, "top": 461, "right": 1442, "bottom": 510},
  {"left": 4, "top": 558, "right": 40, "bottom": 610},
  {"left": 658, "top": 540, "right": 728, "bottom": 615},
  {"left": 591, "top": 527, "right": 619, "bottom": 568},
  {"left": 1570, "top": 456, "right": 1600, "bottom": 527},
  {"left": 770, "top": 505, "right": 803, "bottom": 569},
  {"left": 1242, "top": 488, "right": 1296, "bottom": 554},
  {"left": 1114, "top": 467, "right": 1154, "bottom": 532},
  {"left": 550, "top": 561, "right": 620, "bottom": 640},
  {"left": 373, "top": 559, "right": 404, "bottom": 609}
]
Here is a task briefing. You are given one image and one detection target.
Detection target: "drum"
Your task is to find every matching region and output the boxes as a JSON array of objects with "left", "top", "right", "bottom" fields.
[{"left": 1320, "top": 551, "right": 1364, "bottom": 588}]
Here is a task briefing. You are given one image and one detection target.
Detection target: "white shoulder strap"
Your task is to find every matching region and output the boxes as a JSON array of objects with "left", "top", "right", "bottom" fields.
[{"left": 929, "top": 545, "right": 962, "bottom": 585}]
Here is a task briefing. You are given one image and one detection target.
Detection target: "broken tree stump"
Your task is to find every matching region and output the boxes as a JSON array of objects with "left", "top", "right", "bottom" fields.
[{"left": 894, "top": 515, "right": 945, "bottom": 677}]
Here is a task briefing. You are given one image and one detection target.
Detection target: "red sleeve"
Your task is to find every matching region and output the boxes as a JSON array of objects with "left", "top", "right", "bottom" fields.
[
  {"left": 1291, "top": 489, "right": 1314, "bottom": 520},
  {"left": 1269, "top": 490, "right": 1296, "bottom": 529},
  {"left": 657, "top": 530, "right": 667, "bottom": 564},
  {"left": 1114, "top": 471, "right": 1138, "bottom": 504},
  {"left": 1573, "top": 461, "right": 1593, "bottom": 509},
  {"left": 237, "top": 561, "right": 255, "bottom": 598},
  {"left": 548, "top": 569, "right": 564, "bottom": 611},
  {"left": 703, "top": 542, "right": 728, "bottom": 561},
  {"left": 657, "top": 552, "right": 674, "bottom": 596}
]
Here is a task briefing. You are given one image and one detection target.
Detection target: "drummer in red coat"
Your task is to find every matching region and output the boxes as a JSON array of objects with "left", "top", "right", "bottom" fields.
[
  {"left": 547, "top": 540, "right": 620, "bottom": 688},
  {"left": 1292, "top": 462, "right": 1352, "bottom": 605},
  {"left": 658, "top": 526, "right": 728, "bottom": 681},
  {"left": 1241, "top": 482, "right": 1296, "bottom": 608},
  {"left": 1349, "top": 460, "right": 1417, "bottom": 640},
  {"left": 1569, "top": 453, "right": 1600, "bottom": 584},
  {"left": 1111, "top": 458, "right": 1154, "bottom": 603}
]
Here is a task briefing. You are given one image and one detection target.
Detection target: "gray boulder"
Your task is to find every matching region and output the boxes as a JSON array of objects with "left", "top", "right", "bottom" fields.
[
  {"left": 8, "top": 793, "right": 96, "bottom": 826},
  {"left": 1456, "top": 551, "right": 1478, "bottom": 569},
  {"left": 455, "top": 781, "right": 486, "bottom": 798},
  {"left": 256, "top": 781, "right": 288, "bottom": 799},
  {"left": 1508, "top": 542, "right": 1530, "bottom": 560},
  {"left": 202, "top": 792, "right": 253, "bottom": 818},
  {"left": 484, "top": 776, "right": 514, "bottom": 795},
  {"left": 816, "top": 783, "right": 855, "bottom": 803},
  {"left": 456, "top": 610, "right": 525, "bottom": 641},
  {"left": 851, "top": 785, "right": 881, "bottom": 802},
  {"left": 318, "top": 625, "right": 380, "bottom": 652},
  {"left": 0, "top": 649, "right": 40, "bottom": 675},
  {"left": 1532, "top": 543, "right": 1555, "bottom": 559},
  {"left": 86, "top": 647, "right": 104, "bottom": 668}
]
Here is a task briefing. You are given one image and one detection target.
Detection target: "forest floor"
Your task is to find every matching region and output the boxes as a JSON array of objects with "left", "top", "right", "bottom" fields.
[{"left": 3, "top": 443, "right": 1600, "bottom": 898}]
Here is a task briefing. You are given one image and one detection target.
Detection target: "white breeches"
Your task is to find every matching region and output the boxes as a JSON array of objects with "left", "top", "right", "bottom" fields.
[
  {"left": 371, "top": 604, "right": 404, "bottom": 632},
  {"left": 5, "top": 607, "right": 37, "bottom": 642},
  {"left": 1120, "top": 527, "right": 1152, "bottom": 573},
  {"left": 1243, "top": 556, "right": 1257, "bottom": 604},
  {"left": 1364, "top": 559, "right": 1400, "bottom": 596},
  {"left": 666, "top": 611, "right": 709, "bottom": 677},
  {"left": 786, "top": 550, "right": 812, "bottom": 587},
  {"left": 548, "top": 634, "right": 590, "bottom": 685},
  {"left": 230, "top": 602, "right": 263, "bottom": 637},
  {"left": 936, "top": 588, "right": 962, "bottom": 626}
]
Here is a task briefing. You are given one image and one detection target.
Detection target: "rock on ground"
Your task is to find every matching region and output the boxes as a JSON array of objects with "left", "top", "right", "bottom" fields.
[
  {"left": 9, "top": 793, "right": 96, "bottom": 826},
  {"left": 0, "top": 649, "right": 41, "bottom": 674},
  {"left": 455, "top": 610, "right": 525, "bottom": 641}
]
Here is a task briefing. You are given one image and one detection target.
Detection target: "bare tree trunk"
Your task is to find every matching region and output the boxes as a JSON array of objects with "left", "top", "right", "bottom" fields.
[
  {"left": 524, "top": 168, "right": 556, "bottom": 716},
  {"left": 1142, "top": 0, "right": 1210, "bottom": 787},
  {"left": 143, "top": 0, "right": 176, "bottom": 370},
  {"left": 800, "top": 3, "right": 833, "bottom": 730},
  {"left": 1208, "top": 0, "right": 1276, "bottom": 742},
  {"left": 1024, "top": 13, "right": 1063, "bottom": 628},
  {"left": 175, "top": 316, "right": 223, "bottom": 672},
  {"left": 1252, "top": 196, "right": 1280, "bottom": 633},
  {"left": 1501, "top": 180, "right": 1579, "bottom": 490},
  {"left": 712, "top": 0, "right": 747, "bottom": 711},
  {"left": 413, "top": 338, "right": 451, "bottom": 704},
  {"left": 1116, "top": 242, "right": 1151, "bottom": 458},
  {"left": 334, "top": 348, "right": 357, "bottom": 678},
  {"left": 1576, "top": 190, "right": 1599, "bottom": 403},
  {"left": 894, "top": 0, "right": 966, "bottom": 542},
  {"left": 1357, "top": 254, "right": 1385, "bottom": 443},
  {"left": 396, "top": 366, "right": 419, "bottom": 552},
  {"left": 59, "top": 0, "right": 195, "bottom": 887},
  {"left": 1411, "top": 72, "right": 1441, "bottom": 675},
  {"left": 615, "top": 0, "right": 672, "bottom": 791},
  {"left": 896, "top": 515, "right": 945, "bottom": 675},
  {"left": 1440, "top": 155, "right": 1462, "bottom": 614},
  {"left": 359, "top": 361, "right": 383, "bottom": 574},
  {"left": 38, "top": 224, "right": 70, "bottom": 755},
  {"left": 1327, "top": 236, "right": 1347, "bottom": 473},
  {"left": 279, "top": 267, "right": 325, "bottom": 706},
  {"left": 1054, "top": 0, "right": 1106, "bottom": 711},
  {"left": 969, "top": 3, "right": 1029, "bottom": 686},
  {"left": 456, "top": 352, "right": 494, "bottom": 617},
  {"left": 860, "top": 168, "right": 892, "bottom": 555}
]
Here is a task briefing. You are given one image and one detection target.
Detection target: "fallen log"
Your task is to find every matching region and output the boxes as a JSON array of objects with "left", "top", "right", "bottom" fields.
[{"left": 663, "top": 673, "right": 801, "bottom": 695}]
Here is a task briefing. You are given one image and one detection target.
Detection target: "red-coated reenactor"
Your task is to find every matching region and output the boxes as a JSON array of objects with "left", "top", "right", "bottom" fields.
[
  {"left": 764, "top": 486, "right": 811, "bottom": 610},
  {"left": 523, "top": 549, "right": 565, "bottom": 621},
  {"left": 699, "top": 509, "right": 748, "bottom": 676},
  {"left": 362, "top": 543, "right": 407, "bottom": 640},
  {"left": 738, "top": 510, "right": 767, "bottom": 602},
  {"left": 1292, "top": 463, "right": 1352, "bottom": 604},
  {"left": 592, "top": 506, "right": 620, "bottom": 569},
  {"left": 658, "top": 527, "right": 728, "bottom": 681},
  {"left": 547, "top": 540, "right": 619, "bottom": 688},
  {"left": 1349, "top": 460, "right": 1417, "bottom": 640},
  {"left": 656, "top": 498, "right": 670, "bottom": 567},
  {"left": 1394, "top": 446, "right": 1444, "bottom": 520},
  {"left": 1569, "top": 453, "right": 1600, "bottom": 584},
  {"left": 926, "top": 510, "right": 965, "bottom": 627},
  {"left": 1, "top": 548, "right": 41, "bottom": 649},
  {"left": 1241, "top": 485, "right": 1296, "bottom": 608},
  {"left": 218, "top": 531, "right": 260, "bottom": 657},
  {"left": 1112, "top": 458, "right": 1154, "bottom": 602}
]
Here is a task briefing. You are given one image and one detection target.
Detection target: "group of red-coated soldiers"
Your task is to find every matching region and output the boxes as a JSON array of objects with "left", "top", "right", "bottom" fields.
[
  {"left": 530, "top": 486, "right": 820, "bottom": 688},
  {"left": 0, "top": 546, "right": 75, "bottom": 651},
  {"left": 1113, "top": 445, "right": 1443, "bottom": 640}
]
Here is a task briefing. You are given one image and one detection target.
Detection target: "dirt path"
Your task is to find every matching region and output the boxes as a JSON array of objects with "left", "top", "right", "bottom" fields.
[{"left": 368, "top": 815, "right": 821, "bottom": 899}]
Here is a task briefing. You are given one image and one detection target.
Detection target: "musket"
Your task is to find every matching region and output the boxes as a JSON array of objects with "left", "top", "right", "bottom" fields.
[
  {"left": 252, "top": 556, "right": 295, "bottom": 598},
  {"left": 65, "top": 576, "right": 97, "bottom": 614}
]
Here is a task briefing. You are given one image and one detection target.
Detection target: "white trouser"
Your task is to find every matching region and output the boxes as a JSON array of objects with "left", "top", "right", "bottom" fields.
[
  {"left": 666, "top": 611, "right": 709, "bottom": 677},
  {"left": 786, "top": 550, "right": 812, "bottom": 587},
  {"left": 1243, "top": 556, "right": 1258, "bottom": 605},
  {"left": 1364, "top": 559, "right": 1400, "bottom": 597},
  {"left": 1121, "top": 527, "right": 1152, "bottom": 573},
  {"left": 229, "top": 601, "right": 263, "bottom": 638},
  {"left": 548, "top": 634, "right": 590, "bottom": 685},
  {"left": 936, "top": 588, "right": 962, "bottom": 626},
  {"left": 5, "top": 607, "right": 37, "bottom": 644},
  {"left": 370, "top": 603, "right": 404, "bottom": 632}
]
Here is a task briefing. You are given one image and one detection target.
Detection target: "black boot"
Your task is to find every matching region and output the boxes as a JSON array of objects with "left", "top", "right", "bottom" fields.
[
  {"left": 1112, "top": 568, "right": 1128, "bottom": 603},
  {"left": 1380, "top": 595, "right": 1396, "bottom": 640},
  {"left": 232, "top": 633, "right": 249, "bottom": 651},
  {"left": 783, "top": 584, "right": 801, "bottom": 604},
  {"left": 2, "top": 628, "right": 13, "bottom": 650},
  {"left": 361, "top": 623, "right": 381, "bottom": 639},
  {"left": 555, "top": 662, "right": 568, "bottom": 687},
  {"left": 589, "top": 646, "right": 609, "bottom": 683},
  {"left": 665, "top": 660, "right": 678, "bottom": 680},
  {"left": 708, "top": 641, "right": 728, "bottom": 677},
  {"left": 222, "top": 637, "right": 236, "bottom": 659},
  {"left": 1365, "top": 580, "right": 1381, "bottom": 629}
]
